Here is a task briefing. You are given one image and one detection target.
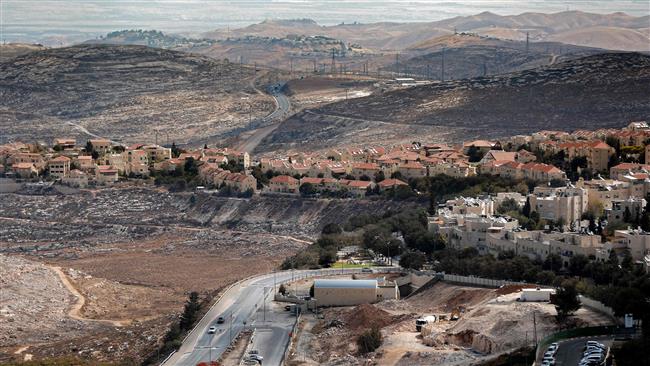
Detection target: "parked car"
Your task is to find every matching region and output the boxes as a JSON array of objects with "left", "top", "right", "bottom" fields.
[
  {"left": 216, "top": 316, "right": 225, "bottom": 324},
  {"left": 361, "top": 268, "right": 373, "bottom": 273},
  {"left": 207, "top": 326, "right": 217, "bottom": 334}
]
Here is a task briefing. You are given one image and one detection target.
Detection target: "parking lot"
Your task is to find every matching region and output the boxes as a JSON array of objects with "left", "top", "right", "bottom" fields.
[{"left": 547, "top": 336, "right": 612, "bottom": 366}]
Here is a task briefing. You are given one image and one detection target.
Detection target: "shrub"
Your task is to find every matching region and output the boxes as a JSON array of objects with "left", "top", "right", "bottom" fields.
[{"left": 357, "top": 327, "right": 382, "bottom": 354}]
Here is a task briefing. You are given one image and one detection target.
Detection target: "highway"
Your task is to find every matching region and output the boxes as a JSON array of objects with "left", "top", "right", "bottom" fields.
[
  {"left": 235, "top": 83, "right": 291, "bottom": 153},
  {"left": 166, "top": 267, "right": 398, "bottom": 366}
]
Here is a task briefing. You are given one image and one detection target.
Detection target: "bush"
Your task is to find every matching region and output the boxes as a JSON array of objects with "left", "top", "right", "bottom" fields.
[
  {"left": 357, "top": 327, "right": 382, "bottom": 354},
  {"left": 322, "top": 223, "right": 343, "bottom": 235},
  {"left": 399, "top": 251, "right": 426, "bottom": 270}
]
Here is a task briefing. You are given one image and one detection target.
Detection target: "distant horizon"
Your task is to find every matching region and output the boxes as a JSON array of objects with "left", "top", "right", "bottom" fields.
[{"left": 2, "top": 0, "right": 649, "bottom": 46}]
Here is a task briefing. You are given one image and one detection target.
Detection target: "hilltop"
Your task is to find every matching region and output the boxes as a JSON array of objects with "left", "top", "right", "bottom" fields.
[
  {"left": 83, "top": 29, "right": 216, "bottom": 49},
  {"left": 202, "top": 11, "right": 649, "bottom": 51},
  {"left": 258, "top": 53, "right": 650, "bottom": 152},
  {"left": 0, "top": 44, "right": 274, "bottom": 145},
  {"left": 0, "top": 43, "right": 47, "bottom": 62}
]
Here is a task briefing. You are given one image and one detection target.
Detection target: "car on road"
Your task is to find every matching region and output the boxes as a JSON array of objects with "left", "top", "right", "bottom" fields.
[
  {"left": 207, "top": 326, "right": 217, "bottom": 334},
  {"left": 217, "top": 316, "right": 225, "bottom": 324},
  {"left": 248, "top": 354, "right": 263, "bottom": 363},
  {"left": 361, "top": 268, "right": 374, "bottom": 273},
  {"left": 284, "top": 305, "right": 292, "bottom": 311}
]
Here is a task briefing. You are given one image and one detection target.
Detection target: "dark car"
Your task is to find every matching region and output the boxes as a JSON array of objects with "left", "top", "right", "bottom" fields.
[{"left": 217, "top": 316, "right": 225, "bottom": 324}]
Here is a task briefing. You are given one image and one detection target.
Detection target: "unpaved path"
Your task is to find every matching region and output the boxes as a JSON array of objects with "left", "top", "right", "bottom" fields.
[{"left": 49, "top": 265, "right": 128, "bottom": 327}]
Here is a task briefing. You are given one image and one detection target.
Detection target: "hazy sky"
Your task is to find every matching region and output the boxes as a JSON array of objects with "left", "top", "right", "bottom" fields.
[{"left": 2, "top": 0, "right": 649, "bottom": 45}]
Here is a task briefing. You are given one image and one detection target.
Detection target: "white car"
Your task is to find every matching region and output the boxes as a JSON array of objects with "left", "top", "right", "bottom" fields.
[
  {"left": 207, "top": 326, "right": 217, "bottom": 334},
  {"left": 587, "top": 341, "right": 606, "bottom": 348},
  {"left": 547, "top": 343, "right": 559, "bottom": 354}
]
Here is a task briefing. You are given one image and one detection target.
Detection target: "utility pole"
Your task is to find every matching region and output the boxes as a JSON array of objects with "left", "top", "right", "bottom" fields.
[
  {"left": 313, "top": 59, "right": 317, "bottom": 73},
  {"left": 395, "top": 52, "right": 399, "bottom": 77},
  {"left": 526, "top": 32, "right": 530, "bottom": 54},
  {"left": 330, "top": 49, "right": 336, "bottom": 74},
  {"left": 441, "top": 47, "right": 445, "bottom": 81},
  {"left": 533, "top": 311, "right": 538, "bottom": 346},
  {"left": 290, "top": 57, "right": 294, "bottom": 76},
  {"left": 426, "top": 64, "right": 431, "bottom": 80}
]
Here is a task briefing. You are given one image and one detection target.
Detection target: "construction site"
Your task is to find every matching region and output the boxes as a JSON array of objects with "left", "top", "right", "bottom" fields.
[{"left": 282, "top": 274, "right": 615, "bottom": 366}]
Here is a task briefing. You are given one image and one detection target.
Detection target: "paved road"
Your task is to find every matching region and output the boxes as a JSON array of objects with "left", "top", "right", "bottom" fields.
[
  {"left": 234, "top": 83, "right": 291, "bottom": 153},
  {"left": 166, "top": 267, "right": 398, "bottom": 366},
  {"left": 552, "top": 336, "right": 612, "bottom": 366}
]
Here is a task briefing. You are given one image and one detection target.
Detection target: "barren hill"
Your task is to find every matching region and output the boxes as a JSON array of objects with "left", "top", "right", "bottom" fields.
[
  {"left": 202, "top": 11, "right": 649, "bottom": 51},
  {"left": 0, "top": 43, "right": 47, "bottom": 62},
  {"left": 258, "top": 53, "right": 650, "bottom": 152},
  {"left": 0, "top": 44, "right": 274, "bottom": 145},
  {"left": 385, "top": 33, "right": 605, "bottom": 80}
]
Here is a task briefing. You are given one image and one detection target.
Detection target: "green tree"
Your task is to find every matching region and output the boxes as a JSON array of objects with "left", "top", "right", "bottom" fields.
[
  {"left": 497, "top": 198, "right": 520, "bottom": 214},
  {"left": 299, "top": 183, "right": 316, "bottom": 196},
  {"left": 322, "top": 223, "right": 343, "bottom": 235},
  {"left": 553, "top": 282, "right": 581, "bottom": 321},
  {"left": 522, "top": 197, "right": 532, "bottom": 218},
  {"left": 399, "top": 251, "right": 426, "bottom": 270},
  {"left": 179, "top": 291, "right": 201, "bottom": 331},
  {"left": 374, "top": 171, "right": 385, "bottom": 183},
  {"left": 171, "top": 142, "right": 180, "bottom": 158}
]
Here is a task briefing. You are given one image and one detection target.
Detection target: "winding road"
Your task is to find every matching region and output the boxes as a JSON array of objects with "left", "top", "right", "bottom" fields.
[{"left": 234, "top": 83, "right": 291, "bottom": 153}]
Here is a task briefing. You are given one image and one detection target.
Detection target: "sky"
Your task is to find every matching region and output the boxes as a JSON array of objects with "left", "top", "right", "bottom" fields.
[{"left": 2, "top": 0, "right": 649, "bottom": 45}]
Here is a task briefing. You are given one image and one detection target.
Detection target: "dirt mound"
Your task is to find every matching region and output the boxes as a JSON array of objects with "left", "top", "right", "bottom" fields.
[
  {"left": 407, "top": 282, "right": 495, "bottom": 312},
  {"left": 343, "top": 304, "right": 394, "bottom": 331}
]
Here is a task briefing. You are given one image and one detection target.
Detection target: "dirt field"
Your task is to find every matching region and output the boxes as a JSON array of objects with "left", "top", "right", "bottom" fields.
[
  {"left": 284, "top": 76, "right": 378, "bottom": 109},
  {"left": 288, "top": 281, "right": 615, "bottom": 366}
]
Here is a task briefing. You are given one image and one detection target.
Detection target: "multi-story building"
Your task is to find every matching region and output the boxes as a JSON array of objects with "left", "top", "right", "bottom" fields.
[
  {"left": 528, "top": 185, "right": 588, "bottom": 224},
  {"left": 48, "top": 156, "right": 71, "bottom": 178}
]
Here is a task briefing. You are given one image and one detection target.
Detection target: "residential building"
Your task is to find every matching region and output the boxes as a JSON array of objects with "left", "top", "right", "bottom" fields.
[
  {"left": 62, "top": 169, "right": 89, "bottom": 188},
  {"left": 269, "top": 175, "right": 299, "bottom": 194},
  {"left": 48, "top": 156, "right": 71, "bottom": 178},
  {"left": 95, "top": 165, "right": 119, "bottom": 185},
  {"left": 556, "top": 140, "right": 615, "bottom": 172},
  {"left": 341, "top": 179, "right": 373, "bottom": 197},
  {"left": 611, "top": 229, "right": 650, "bottom": 262},
  {"left": 607, "top": 198, "right": 646, "bottom": 224},
  {"left": 443, "top": 197, "right": 494, "bottom": 216},
  {"left": 89, "top": 139, "right": 113, "bottom": 155},
  {"left": 75, "top": 155, "right": 96, "bottom": 171},
  {"left": 351, "top": 162, "right": 380, "bottom": 179},
  {"left": 377, "top": 179, "right": 408, "bottom": 191},
  {"left": 12, "top": 163, "right": 38, "bottom": 178},
  {"left": 54, "top": 138, "right": 76, "bottom": 149},
  {"left": 609, "top": 163, "right": 650, "bottom": 180},
  {"left": 528, "top": 186, "right": 588, "bottom": 224}
]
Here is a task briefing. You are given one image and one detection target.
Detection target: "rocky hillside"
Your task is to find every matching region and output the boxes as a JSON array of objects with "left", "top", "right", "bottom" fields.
[
  {"left": 0, "top": 44, "right": 273, "bottom": 145},
  {"left": 259, "top": 53, "right": 650, "bottom": 152},
  {"left": 383, "top": 33, "right": 605, "bottom": 80}
]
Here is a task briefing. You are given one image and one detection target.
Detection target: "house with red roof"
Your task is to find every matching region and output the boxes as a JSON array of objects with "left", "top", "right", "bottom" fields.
[{"left": 269, "top": 175, "right": 299, "bottom": 194}]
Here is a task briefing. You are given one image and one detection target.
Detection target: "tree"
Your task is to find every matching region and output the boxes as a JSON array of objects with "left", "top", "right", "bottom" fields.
[
  {"left": 467, "top": 146, "right": 483, "bottom": 163},
  {"left": 299, "top": 183, "right": 316, "bottom": 196},
  {"left": 322, "top": 223, "right": 343, "bottom": 235},
  {"left": 278, "top": 284, "right": 287, "bottom": 295},
  {"left": 497, "top": 198, "right": 520, "bottom": 214},
  {"left": 543, "top": 253, "right": 563, "bottom": 272},
  {"left": 569, "top": 254, "right": 589, "bottom": 277},
  {"left": 553, "top": 282, "right": 581, "bottom": 321},
  {"left": 624, "top": 206, "right": 632, "bottom": 223},
  {"left": 522, "top": 197, "right": 532, "bottom": 218},
  {"left": 184, "top": 157, "right": 198, "bottom": 176},
  {"left": 374, "top": 171, "right": 385, "bottom": 183},
  {"left": 357, "top": 327, "right": 382, "bottom": 354},
  {"left": 309, "top": 284, "right": 315, "bottom": 298},
  {"left": 171, "top": 142, "right": 180, "bottom": 158},
  {"left": 179, "top": 291, "right": 201, "bottom": 331},
  {"left": 399, "top": 251, "right": 426, "bottom": 270}
]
